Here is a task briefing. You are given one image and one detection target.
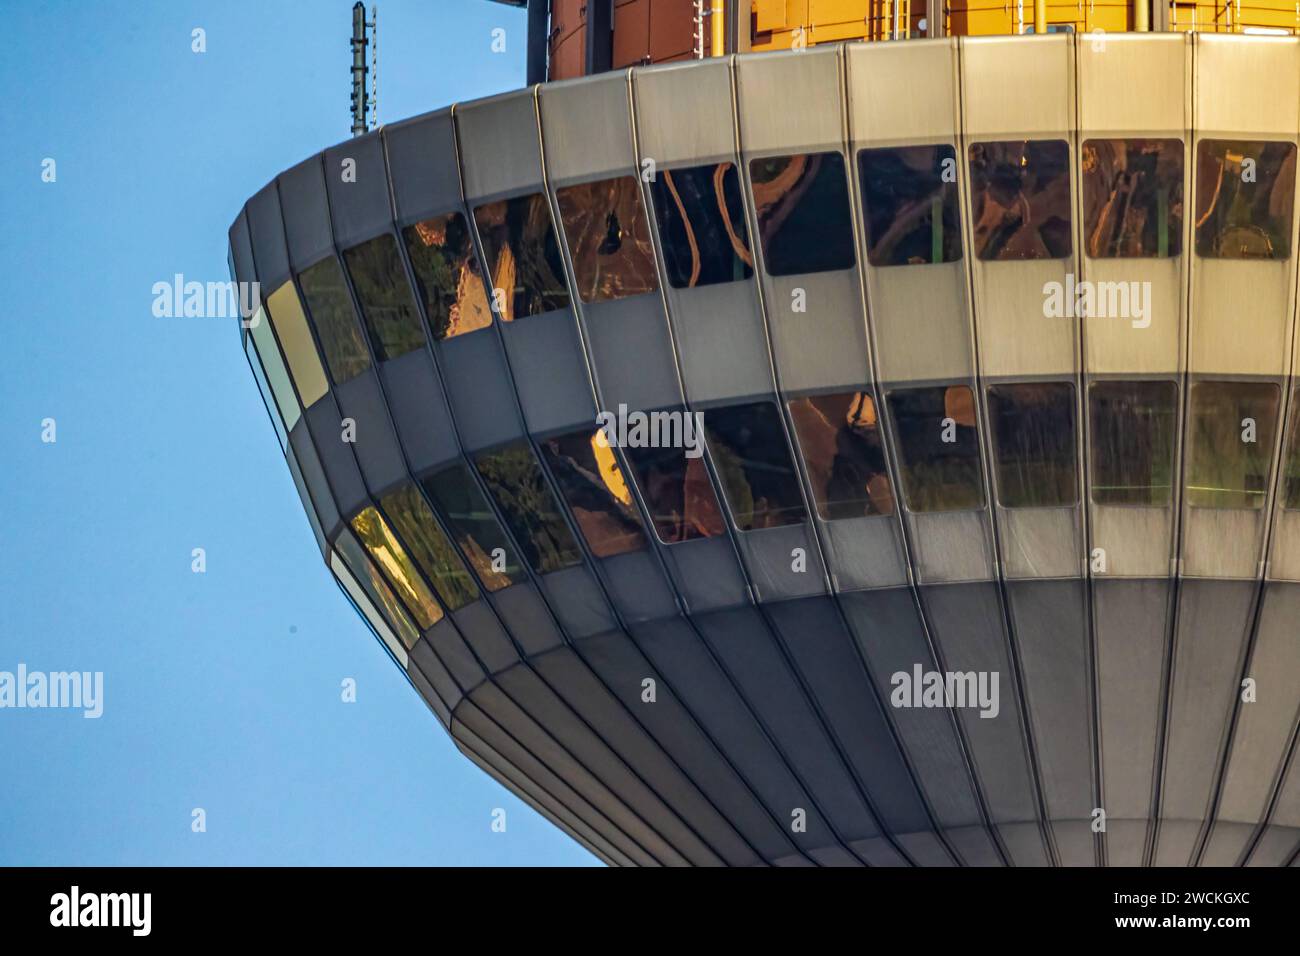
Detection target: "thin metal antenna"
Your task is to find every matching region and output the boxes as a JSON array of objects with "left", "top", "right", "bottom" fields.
[
  {"left": 369, "top": 4, "right": 379, "bottom": 129},
  {"left": 349, "top": 2, "right": 369, "bottom": 136}
]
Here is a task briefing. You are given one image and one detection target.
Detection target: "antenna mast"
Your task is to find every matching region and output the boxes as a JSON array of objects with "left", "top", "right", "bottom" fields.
[{"left": 349, "top": 2, "right": 369, "bottom": 136}]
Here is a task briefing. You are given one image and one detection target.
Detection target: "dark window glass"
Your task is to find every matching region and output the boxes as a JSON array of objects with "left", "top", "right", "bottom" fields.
[
  {"left": 703, "top": 402, "right": 807, "bottom": 530},
  {"left": 651, "top": 162, "right": 754, "bottom": 288},
  {"left": 1282, "top": 391, "right": 1300, "bottom": 509},
  {"left": 888, "top": 385, "right": 985, "bottom": 512},
  {"left": 556, "top": 176, "right": 658, "bottom": 303},
  {"left": 1187, "top": 381, "right": 1279, "bottom": 509},
  {"left": 1089, "top": 381, "right": 1178, "bottom": 506},
  {"left": 858, "top": 145, "right": 961, "bottom": 266},
  {"left": 1195, "top": 140, "right": 1296, "bottom": 259},
  {"left": 298, "top": 256, "right": 371, "bottom": 384},
  {"left": 421, "top": 465, "right": 523, "bottom": 591},
  {"left": 473, "top": 193, "right": 571, "bottom": 320},
  {"left": 788, "top": 392, "right": 895, "bottom": 519},
  {"left": 749, "top": 152, "right": 856, "bottom": 275},
  {"left": 379, "top": 484, "right": 479, "bottom": 611},
  {"left": 334, "top": 529, "right": 421, "bottom": 650},
  {"left": 350, "top": 505, "right": 444, "bottom": 630},
  {"left": 623, "top": 420, "right": 727, "bottom": 543},
  {"left": 1082, "top": 139, "right": 1184, "bottom": 258},
  {"left": 474, "top": 443, "right": 582, "bottom": 573},
  {"left": 540, "top": 429, "right": 647, "bottom": 557},
  {"left": 986, "top": 383, "right": 1077, "bottom": 508},
  {"left": 341, "top": 234, "right": 426, "bottom": 361},
  {"left": 401, "top": 212, "right": 493, "bottom": 340},
  {"left": 968, "top": 140, "right": 1072, "bottom": 260}
]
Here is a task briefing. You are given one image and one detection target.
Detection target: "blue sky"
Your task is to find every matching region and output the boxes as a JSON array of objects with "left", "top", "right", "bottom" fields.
[{"left": 0, "top": 0, "right": 596, "bottom": 866}]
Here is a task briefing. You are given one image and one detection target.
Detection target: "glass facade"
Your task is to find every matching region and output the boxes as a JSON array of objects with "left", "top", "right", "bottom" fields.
[
  {"left": 265, "top": 281, "right": 329, "bottom": 407},
  {"left": 968, "top": 140, "right": 1072, "bottom": 260},
  {"left": 1081, "top": 139, "right": 1184, "bottom": 259},
  {"left": 703, "top": 402, "right": 808, "bottom": 530},
  {"left": 788, "top": 391, "right": 894, "bottom": 519},
  {"left": 379, "top": 484, "right": 480, "bottom": 611},
  {"left": 422, "top": 465, "right": 524, "bottom": 591},
  {"left": 349, "top": 505, "right": 444, "bottom": 630},
  {"left": 651, "top": 162, "right": 754, "bottom": 288},
  {"left": 475, "top": 443, "right": 583, "bottom": 573},
  {"left": 1090, "top": 381, "right": 1178, "bottom": 506},
  {"left": 888, "top": 385, "right": 984, "bottom": 513},
  {"left": 986, "top": 383, "right": 1077, "bottom": 508},
  {"left": 749, "top": 152, "right": 856, "bottom": 276},
  {"left": 1186, "top": 381, "right": 1279, "bottom": 509},
  {"left": 342, "top": 234, "right": 427, "bottom": 361},
  {"left": 1194, "top": 140, "right": 1297, "bottom": 260},
  {"left": 858, "top": 145, "right": 961, "bottom": 266},
  {"left": 540, "top": 429, "right": 648, "bottom": 558},
  {"left": 473, "top": 193, "right": 571, "bottom": 320},
  {"left": 556, "top": 176, "right": 658, "bottom": 303},
  {"left": 298, "top": 255, "right": 372, "bottom": 384},
  {"left": 402, "top": 212, "right": 493, "bottom": 340}
]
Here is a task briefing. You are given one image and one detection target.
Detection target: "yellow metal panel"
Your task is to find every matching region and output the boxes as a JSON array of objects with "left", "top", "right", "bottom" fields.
[{"left": 756, "top": 0, "right": 786, "bottom": 31}]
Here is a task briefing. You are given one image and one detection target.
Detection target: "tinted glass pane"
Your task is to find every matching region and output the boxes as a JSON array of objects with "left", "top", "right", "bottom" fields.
[
  {"left": 703, "top": 402, "right": 807, "bottom": 530},
  {"left": 249, "top": 306, "right": 301, "bottom": 431},
  {"left": 335, "top": 529, "right": 421, "bottom": 650},
  {"left": 402, "top": 213, "right": 493, "bottom": 340},
  {"left": 1283, "top": 392, "right": 1300, "bottom": 509},
  {"left": 968, "top": 140, "right": 1072, "bottom": 260},
  {"left": 473, "top": 193, "right": 570, "bottom": 320},
  {"left": 298, "top": 256, "right": 372, "bottom": 384},
  {"left": 540, "top": 429, "right": 647, "bottom": 557},
  {"left": 341, "top": 234, "right": 426, "bottom": 361},
  {"left": 858, "top": 145, "right": 961, "bottom": 266},
  {"left": 1195, "top": 140, "right": 1296, "bottom": 259},
  {"left": 474, "top": 443, "right": 582, "bottom": 573},
  {"left": 556, "top": 176, "right": 658, "bottom": 303},
  {"left": 788, "top": 392, "right": 894, "bottom": 519},
  {"left": 986, "top": 383, "right": 1077, "bottom": 508},
  {"left": 1089, "top": 381, "right": 1178, "bottom": 506},
  {"left": 1082, "top": 139, "right": 1184, "bottom": 258},
  {"left": 265, "top": 281, "right": 329, "bottom": 406},
  {"left": 651, "top": 162, "right": 754, "bottom": 288},
  {"left": 422, "top": 465, "right": 523, "bottom": 591},
  {"left": 749, "top": 152, "right": 856, "bottom": 276},
  {"left": 1187, "top": 381, "right": 1279, "bottom": 509},
  {"left": 888, "top": 385, "right": 984, "bottom": 512},
  {"left": 624, "top": 429, "right": 727, "bottom": 544},
  {"left": 349, "top": 506, "right": 443, "bottom": 629},
  {"left": 379, "top": 484, "right": 479, "bottom": 611}
]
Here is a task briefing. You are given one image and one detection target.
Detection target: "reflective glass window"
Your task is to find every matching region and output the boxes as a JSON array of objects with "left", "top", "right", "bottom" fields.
[
  {"left": 1282, "top": 392, "right": 1300, "bottom": 509},
  {"left": 858, "top": 145, "right": 961, "bottom": 266},
  {"left": 703, "top": 402, "right": 807, "bottom": 529},
  {"left": 556, "top": 176, "right": 658, "bottom": 303},
  {"left": 402, "top": 212, "right": 493, "bottom": 340},
  {"left": 341, "top": 234, "right": 426, "bottom": 361},
  {"left": 624, "top": 431, "right": 727, "bottom": 544},
  {"left": 473, "top": 193, "right": 570, "bottom": 320},
  {"left": 1081, "top": 139, "right": 1184, "bottom": 258},
  {"left": 968, "top": 140, "right": 1072, "bottom": 260},
  {"left": 1089, "top": 381, "right": 1178, "bottom": 506},
  {"left": 650, "top": 162, "right": 754, "bottom": 288},
  {"left": 249, "top": 306, "right": 301, "bottom": 432},
  {"left": 788, "top": 392, "right": 894, "bottom": 519},
  {"left": 265, "top": 281, "right": 329, "bottom": 406},
  {"left": 749, "top": 152, "right": 856, "bottom": 275},
  {"left": 422, "top": 464, "right": 524, "bottom": 591},
  {"left": 986, "top": 383, "right": 1077, "bottom": 508},
  {"left": 349, "top": 505, "right": 444, "bottom": 629},
  {"left": 1186, "top": 381, "right": 1279, "bottom": 509},
  {"left": 474, "top": 443, "right": 583, "bottom": 573},
  {"left": 540, "top": 428, "right": 647, "bottom": 558},
  {"left": 1194, "top": 140, "right": 1296, "bottom": 259},
  {"left": 298, "top": 255, "right": 371, "bottom": 385},
  {"left": 245, "top": 335, "right": 287, "bottom": 450},
  {"left": 334, "top": 528, "right": 421, "bottom": 650},
  {"left": 379, "top": 484, "right": 479, "bottom": 611},
  {"left": 888, "top": 385, "right": 984, "bottom": 512}
]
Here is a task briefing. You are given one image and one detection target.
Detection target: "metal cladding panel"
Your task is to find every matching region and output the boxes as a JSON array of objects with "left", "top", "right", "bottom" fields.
[
  {"left": 492, "top": 584, "right": 565, "bottom": 656},
  {"left": 908, "top": 509, "right": 996, "bottom": 584},
  {"left": 303, "top": 393, "right": 368, "bottom": 520},
  {"left": 455, "top": 89, "right": 545, "bottom": 201},
  {"left": 580, "top": 297, "right": 682, "bottom": 414},
  {"left": 277, "top": 156, "right": 336, "bottom": 273},
  {"left": 599, "top": 550, "right": 678, "bottom": 623},
  {"left": 497, "top": 313, "right": 598, "bottom": 435},
  {"left": 822, "top": 516, "right": 908, "bottom": 590},
  {"left": 453, "top": 602, "right": 521, "bottom": 675},
  {"left": 229, "top": 209, "right": 258, "bottom": 291},
  {"left": 734, "top": 46, "right": 842, "bottom": 156},
  {"left": 409, "top": 635, "right": 465, "bottom": 713},
  {"left": 633, "top": 57, "right": 736, "bottom": 168},
  {"left": 324, "top": 131, "right": 395, "bottom": 248},
  {"left": 426, "top": 618, "right": 488, "bottom": 694},
  {"left": 383, "top": 109, "right": 464, "bottom": 224},
  {"left": 847, "top": 39, "right": 973, "bottom": 385},
  {"left": 1247, "top": 825, "right": 1300, "bottom": 867},
  {"left": 1263, "top": 758, "right": 1300, "bottom": 847},
  {"left": 1269, "top": 509, "right": 1300, "bottom": 581},
  {"left": 537, "top": 70, "right": 635, "bottom": 187},
  {"left": 287, "top": 447, "right": 327, "bottom": 559},
  {"left": 693, "top": 604, "right": 883, "bottom": 845},
  {"left": 246, "top": 183, "right": 291, "bottom": 292},
  {"left": 918, "top": 581, "right": 1050, "bottom": 866},
  {"left": 658, "top": 536, "right": 749, "bottom": 613},
  {"left": 656, "top": 280, "right": 773, "bottom": 406},
  {"left": 997, "top": 505, "right": 1082, "bottom": 581},
  {"left": 574, "top": 627, "right": 797, "bottom": 861},
  {"left": 479, "top": 671, "right": 706, "bottom": 864},
  {"left": 1191, "top": 36, "right": 1300, "bottom": 379},
  {"left": 288, "top": 419, "right": 342, "bottom": 541},
  {"left": 333, "top": 370, "right": 408, "bottom": 497},
  {"left": 528, "top": 645, "right": 757, "bottom": 865},
  {"left": 437, "top": 331, "right": 529, "bottom": 452},
  {"left": 1092, "top": 502, "right": 1176, "bottom": 579},
  {"left": 404, "top": 654, "right": 447, "bottom": 723},
  {"left": 379, "top": 348, "right": 462, "bottom": 473},
  {"left": 330, "top": 551, "right": 409, "bottom": 670},
  {"left": 1182, "top": 507, "right": 1268, "bottom": 580},
  {"left": 960, "top": 35, "right": 1079, "bottom": 380},
  {"left": 541, "top": 564, "right": 618, "bottom": 638},
  {"left": 1154, "top": 578, "right": 1258, "bottom": 865},
  {"left": 736, "top": 523, "right": 827, "bottom": 601},
  {"left": 763, "top": 597, "right": 939, "bottom": 843}
]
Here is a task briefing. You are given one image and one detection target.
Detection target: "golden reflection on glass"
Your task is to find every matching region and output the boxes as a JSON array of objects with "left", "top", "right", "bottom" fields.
[
  {"left": 1081, "top": 139, "right": 1183, "bottom": 258},
  {"left": 968, "top": 140, "right": 1072, "bottom": 260},
  {"left": 651, "top": 162, "right": 753, "bottom": 289},
  {"left": 624, "top": 428, "right": 727, "bottom": 545},
  {"left": 265, "top": 281, "right": 329, "bottom": 407},
  {"left": 788, "top": 392, "right": 894, "bottom": 520},
  {"left": 402, "top": 212, "right": 492, "bottom": 340},
  {"left": 1186, "top": 381, "right": 1279, "bottom": 509},
  {"left": 335, "top": 529, "right": 421, "bottom": 650},
  {"left": 556, "top": 176, "right": 658, "bottom": 303},
  {"left": 540, "top": 429, "right": 646, "bottom": 558},
  {"left": 472, "top": 194, "right": 570, "bottom": 320},
  {"left": 1195, "top": 140, "right": 1296, "bottom": 259},
  {"left": 350, "top": 505, "right": 444, "bottom": 629},
  {"left": 379, "top": 485, "right": 479, "bottom": 611},
  {"left": 749, "top": 152, "right": 856, "bottom": 276}
]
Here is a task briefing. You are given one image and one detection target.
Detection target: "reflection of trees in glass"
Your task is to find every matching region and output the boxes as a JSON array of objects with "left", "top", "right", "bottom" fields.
[
  {"left": 1187, "top": 382, "right": 1278, "bottom": 509},
  {"left": 789, "top": 392, "right": 894, "bottom": 519},
  {"left": 422, "top": 465, "right": 521, "bottom": 592},
  {"left": 1195, "top": 140, "right": 1296, "bottom": 259},
  {"left": 626, "top": 440, "right": 726, "bottom": 543},
  {"left": 888, "top": 386, "right": 984, "bottom": 513},
  {"left": 749, "top": 152, "right": 856, "bottom": 276},
  {"left": 335, "top": 530, "right": 421, "bottom": 650},
  {"left": 859, "top": 145, "right": 961, "bottom": 266},
  {"left": 299, "top": 256, "right": 372, "bottom": 384},
  {"left": 652, "top": 162, "right": 754, "bottom": 288},
  {"left": 475, "top": 444, "right": 581, "bottom": 573},
  {"left": 703, "top": 402, "right": 806, "bottom": 530},
  {"left": 380, "top": 485, "right": 479, "bottom": 611},
  {"left": 1089, "top": 381, "right": 1177, "bottom": 506},
  {"left": 987, "top": 384, "right": 1077, "bottom": 508},
  {"left": 473, "top": 194, "right": 570, "bottom": 320},
  {"left": 969, "top": 140, "right": 1072, "bottom": 260},
  {"left": 557, "top": 177, "right": 658, "bottom": 303},
  {"left": 349, "top": 506, "right": 443, "bottom": 629},
  {"left": 540, "top": 431, "right": 646, "bottom": 557},
  {"left": 402, "top": 213, "right": 492, "bottom": 340},
  {"left": 341, "top": 234, "right": 426, "bottom": 360},
  {"left": 1082, "top": 139, "right": 1183, "bottom": 258}
]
